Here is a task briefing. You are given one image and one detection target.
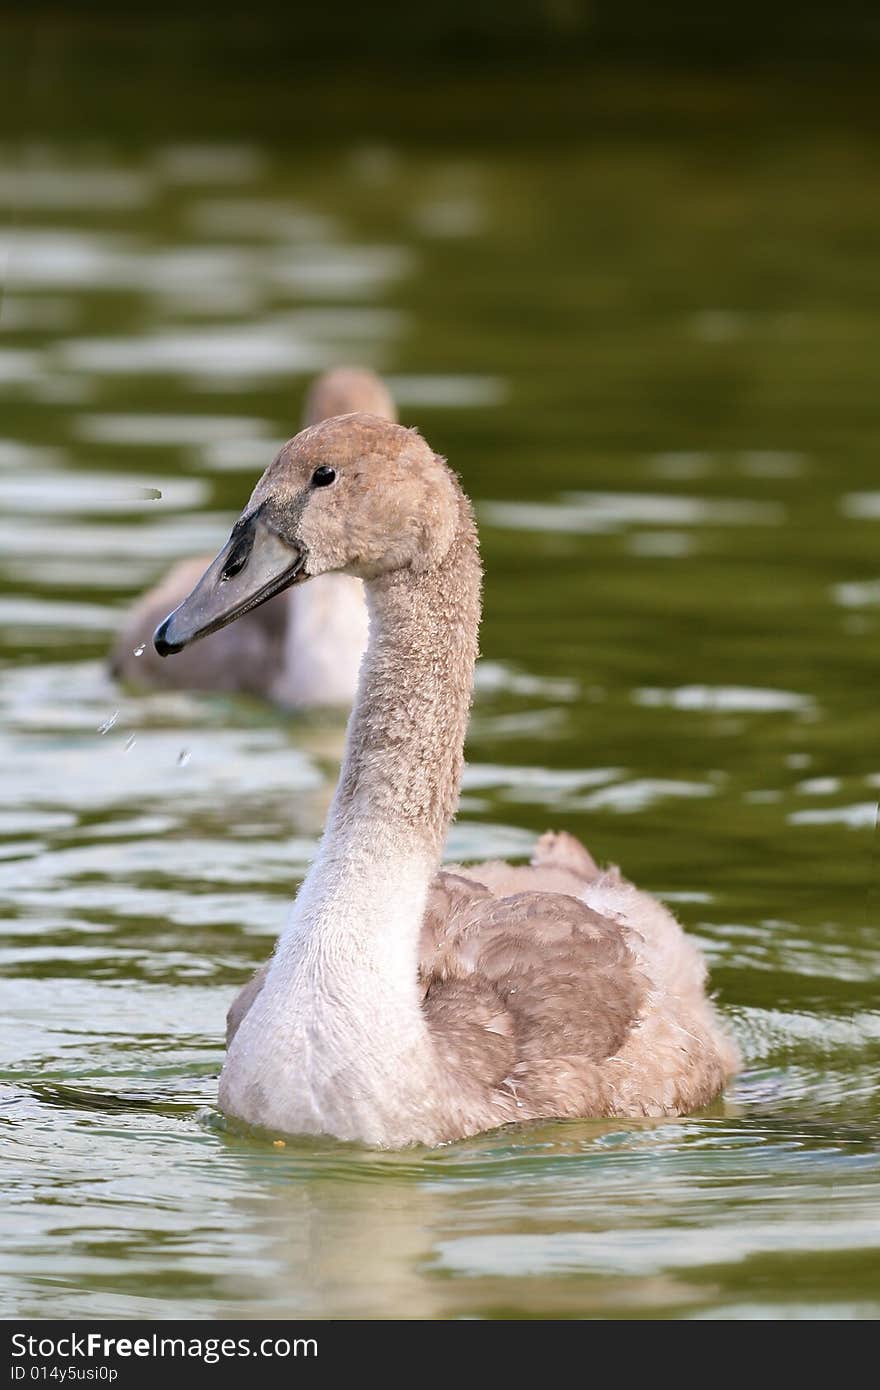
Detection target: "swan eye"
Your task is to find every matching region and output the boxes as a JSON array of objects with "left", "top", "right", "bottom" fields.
[{"left": 311, "top": 466, "right": 337, "bottom": 488}]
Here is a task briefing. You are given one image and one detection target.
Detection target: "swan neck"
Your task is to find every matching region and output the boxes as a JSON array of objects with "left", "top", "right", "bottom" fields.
[{"left": 325, "top": 497, "right": 481, "bottom": 869}]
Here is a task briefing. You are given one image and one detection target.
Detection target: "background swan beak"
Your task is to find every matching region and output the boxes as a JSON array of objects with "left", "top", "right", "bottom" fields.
[{"left": 153, "top": 511, "right": 305, "bottom": 655}]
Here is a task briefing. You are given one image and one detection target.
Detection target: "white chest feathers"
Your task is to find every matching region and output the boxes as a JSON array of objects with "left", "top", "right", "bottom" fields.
[{"left": 218, "top": 842, "right": 440, "bottom": 1145}]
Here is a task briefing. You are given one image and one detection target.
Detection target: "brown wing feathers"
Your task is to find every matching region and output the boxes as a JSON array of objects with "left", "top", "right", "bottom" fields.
[{"left": 418, "top": 871, "right": 647, "bottom": 1094}]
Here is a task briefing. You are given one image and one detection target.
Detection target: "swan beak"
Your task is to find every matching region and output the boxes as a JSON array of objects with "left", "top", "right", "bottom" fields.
[{"left": 153, "top": 509, "right": 306, "bottom": 656}]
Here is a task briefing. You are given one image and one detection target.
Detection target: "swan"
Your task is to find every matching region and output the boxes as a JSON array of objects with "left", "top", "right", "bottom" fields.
[
  {"left": 153, "top": 413, "right": 739, "bottom": 1147},
  {"left": 112, "top": 367, "right": 396, "bottom": 707}
]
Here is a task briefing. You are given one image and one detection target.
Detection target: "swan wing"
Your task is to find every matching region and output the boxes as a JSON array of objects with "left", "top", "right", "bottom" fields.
[{"left": 419, "top": 871, "right": 649, "bottom": 1104}]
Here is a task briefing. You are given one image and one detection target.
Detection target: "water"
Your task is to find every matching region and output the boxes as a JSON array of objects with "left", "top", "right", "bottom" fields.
[{"left": 1, "top": 51, "right": 877, "bottom": 1319}]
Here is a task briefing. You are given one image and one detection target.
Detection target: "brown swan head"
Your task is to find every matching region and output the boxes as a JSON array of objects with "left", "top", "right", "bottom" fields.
[{"left": 153, "top": 414, "right": 458, "bottom": 656}]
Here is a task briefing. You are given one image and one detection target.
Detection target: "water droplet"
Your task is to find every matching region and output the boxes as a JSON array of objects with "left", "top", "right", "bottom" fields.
[
  {"left": 141, "top": 487, "right": 162, "bottom": 501},
  {"left": 97, "top": 711, "right": 119, "bottom": 735},
  {"left": 177, "top": 748, "right": 191, "bottom": 767},
  {"left": 124, "top": 734, "right": 136, "bottom": 752},
  {"left": 133, "top": 643, "right": 145, "bottom": 657}
]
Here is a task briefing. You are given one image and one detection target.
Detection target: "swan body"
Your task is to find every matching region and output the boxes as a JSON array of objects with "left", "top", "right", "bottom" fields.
[
  {"left": 113, "top": 368, "right": 394, "bottom": 707},
  {"left": 155, "top": 414, "right": 738, "bottom": 1147}
]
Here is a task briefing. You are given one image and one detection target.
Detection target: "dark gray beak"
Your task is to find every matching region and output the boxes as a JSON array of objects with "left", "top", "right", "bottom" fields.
[{"left": 154, "top": 508, "right": 306, "bottom": 656}]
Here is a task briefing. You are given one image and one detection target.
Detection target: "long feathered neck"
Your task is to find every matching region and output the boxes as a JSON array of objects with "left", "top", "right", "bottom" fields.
[
  {"left": 326, "top": 489, "right": 481, "bottom": 864},
  {"left": 276, "top": 484, "right": 481, "bottom": 963}
]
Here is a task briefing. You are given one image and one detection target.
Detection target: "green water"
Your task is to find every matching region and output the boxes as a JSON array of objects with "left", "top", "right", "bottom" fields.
[{"left": 0, "top": 48, "right": 878, "bottom": 1319}]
